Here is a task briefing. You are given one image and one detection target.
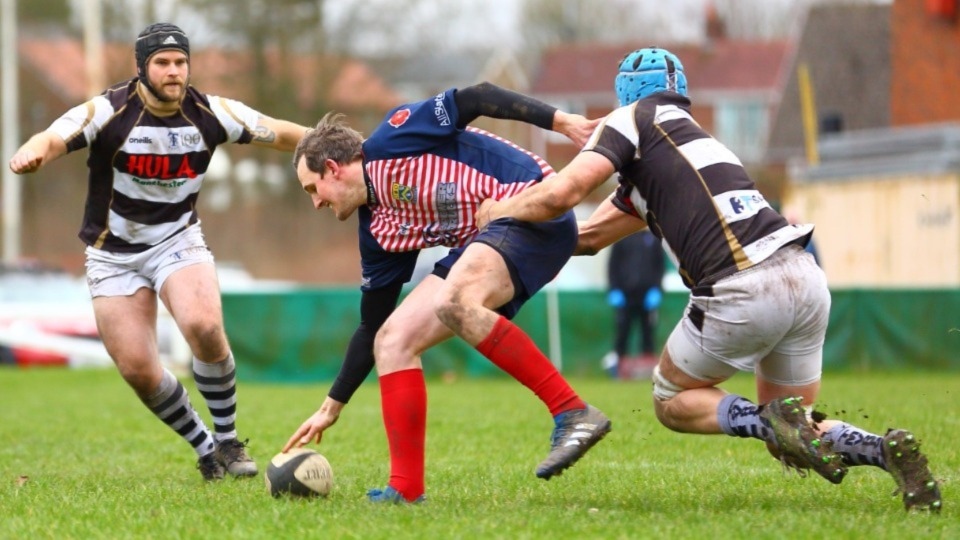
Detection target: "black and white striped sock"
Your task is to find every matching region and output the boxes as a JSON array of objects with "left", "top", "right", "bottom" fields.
[
  {"left": 192, "top": 353, "right": 238, "bottom": 443},
  {"left": 142, "top": 368, "right": 215, "bottom": 456}
]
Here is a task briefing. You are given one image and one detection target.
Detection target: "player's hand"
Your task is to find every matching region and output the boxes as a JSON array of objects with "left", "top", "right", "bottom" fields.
[
  {"left": 475, "top": 198, "right": 498, "bottom": 229},
  {"left": 9, "top": 149, "right": 43, "bottom": 174},
  {"left": 282, "top": 398, "right": 344, "bottom": 452},
  {"left": 554, "top": 112, "right": 601, "bottom": 148}
]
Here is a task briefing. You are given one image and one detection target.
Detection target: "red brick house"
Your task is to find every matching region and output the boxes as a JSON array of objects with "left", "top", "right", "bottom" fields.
[
  {"left": 528, "top": 39, "right": 791, "bottom": 179},
  {"left": 891, "top": 0, "right": 960, "bottom": 125}
]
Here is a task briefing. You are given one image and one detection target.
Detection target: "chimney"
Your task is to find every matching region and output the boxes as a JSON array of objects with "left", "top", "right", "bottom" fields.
[{"left": 705, "top": 1, "right": 727, "bottom": 41}]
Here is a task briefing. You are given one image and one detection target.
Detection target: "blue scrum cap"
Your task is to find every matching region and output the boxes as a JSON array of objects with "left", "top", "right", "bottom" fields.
[{"left": 614, "top": 47, "right": 687, "bottom": 106}]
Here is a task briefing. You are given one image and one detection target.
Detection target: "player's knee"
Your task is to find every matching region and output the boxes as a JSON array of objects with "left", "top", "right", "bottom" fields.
[
  {"left": 181, "top": 318, "right": 224, "bottom": 346},
  {"left": 116, "top": 361, "right": 160, "bottom": 396},
  {"left": 652, "top": 364, "right": 684, "bottom": 401},
  {"left": 434, "top": 295, "right": 468, "bottom": 334},
  {"left": 372, "top": 320, "right": 413, "bottom": 369},
  {"left": 651, "top": 365, "right": 687, "bottom": 431}
]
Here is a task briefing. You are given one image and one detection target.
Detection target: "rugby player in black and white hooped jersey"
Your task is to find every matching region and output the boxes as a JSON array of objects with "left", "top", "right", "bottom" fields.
[
  {"left": 478, "top": 47, "right": 941, "bottom": 512},
  {"left": 8, "top": 23, "right": 311, "bottom": 482}
]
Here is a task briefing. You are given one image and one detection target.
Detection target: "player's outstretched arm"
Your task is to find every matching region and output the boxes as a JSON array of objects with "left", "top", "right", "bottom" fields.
[
  {"left": 575, "top": 194, "right": 647, "bottom": 256},
  {"left": 250, "top": 115, "right": 311, "bottom": 152},
  {"left": 281, "top": 282, "right": 403, "bottom": 453},
  {"left": 454, "top": 82, "right": 599, "bottom": 148},
  {"left": 552, "top": 111, "right": 601, "bottom": 148},
  {"left": 477, "top": 150, "right": 616, "bottom": 227},
  {"left": 282, "top": 396, "right": 344, "bottom": 451},
  {"left": 8, "top": 131, "right": 67, "bottom": 174}
]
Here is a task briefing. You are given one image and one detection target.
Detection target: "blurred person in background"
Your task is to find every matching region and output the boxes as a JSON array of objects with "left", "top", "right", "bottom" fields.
[
  {"left": 477, "top": 47, "right": 940, "bottom": 512},
  {"left": 8, "top": 23, "right": 310, "bottom": 481},
  {"left": 603, "top": 229, "right": 665, "bottom": 378},
  {"left": 283, "top": 83, "right": 610, "bottom": 504},
  {"left": 783, "top": 206, "right": 821, "bottom": 267}
]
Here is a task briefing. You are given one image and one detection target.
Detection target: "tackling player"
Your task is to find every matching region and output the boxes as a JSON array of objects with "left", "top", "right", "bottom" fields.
[{"left": 477, "top": 47, "right": 941, "bottom": 512}]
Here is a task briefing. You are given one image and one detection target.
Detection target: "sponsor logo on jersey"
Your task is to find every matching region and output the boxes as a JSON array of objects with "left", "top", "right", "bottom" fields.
[
  {"left": 729, "top": 192, "right": 766, "bottom": 214},
  {"left": 422, "top": 182, "right": 459, "bottom": 246},
  {"left": 125, "top": 154, "right": 198, "bottom": 180},
  {"left": 182, "top": 132, "right": 202, "bottom": 146},
  {"left": 423, "top": 226, "right": 457, "bottom": 247},
  {"left": 388, "top": 109, "right": 411, "bottom": 128},
  {"left": 714, "top": 189, "right": 770, "bottom": 223},
  {"left": 132, "top": 177, "right": 188, "bottom": 188},
  {"left": 168, "top": 132, "right": 180, "bottom": 147},
  {"left": 391, "top": 182, "right": 418, "bottom": 202},
  {"left": 128, "top": 136, "right": 153, "bottom": 144},
  {"left": 434, "top": 93, "right": 450, "bottom": 126}
]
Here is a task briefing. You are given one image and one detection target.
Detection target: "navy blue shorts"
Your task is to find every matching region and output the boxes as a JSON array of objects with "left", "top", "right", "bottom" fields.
[{"left": 433, "top": 210, "right": 577, "bottom": 319}]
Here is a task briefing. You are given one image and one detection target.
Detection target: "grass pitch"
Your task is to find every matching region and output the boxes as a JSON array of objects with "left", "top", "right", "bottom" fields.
[{"left": 1, "top": 367, "right": 956, "bottom": 539}]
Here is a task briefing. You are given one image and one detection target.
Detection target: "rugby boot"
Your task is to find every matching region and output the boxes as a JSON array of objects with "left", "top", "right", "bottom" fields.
[{"left": 759, "top": 396, "right": 847, "bottom": 484}]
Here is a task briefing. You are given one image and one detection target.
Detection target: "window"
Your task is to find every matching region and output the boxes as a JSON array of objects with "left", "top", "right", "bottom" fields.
[{"left": 714, "top": 100, "right": 768, "bottom": 163}]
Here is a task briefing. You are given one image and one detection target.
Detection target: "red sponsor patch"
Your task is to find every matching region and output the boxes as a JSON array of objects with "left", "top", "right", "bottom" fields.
[{"left": 388, "top": 108, "right": 411, "bottom": 128}]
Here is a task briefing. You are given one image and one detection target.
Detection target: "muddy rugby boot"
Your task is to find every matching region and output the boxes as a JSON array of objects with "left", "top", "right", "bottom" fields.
[
  {"left": 759, "top": 396, "right": 847, "bottom": 484},
  {"left": 215, "top": 438, "right": 258, "bottom": 477},
  {"left": 882, "top": 429, "right": 942, "bottom": 512},
  {"left": 197, "top": 452, "right": 225, "bottom": 481}
]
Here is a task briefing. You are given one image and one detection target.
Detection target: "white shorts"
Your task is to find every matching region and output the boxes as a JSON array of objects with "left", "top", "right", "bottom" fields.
[
  {"left": 84, "top": 225, "right": 215, "bottom": 298},
  {"left": 665, "top": 245, "right": 830, "bottom": 386}
]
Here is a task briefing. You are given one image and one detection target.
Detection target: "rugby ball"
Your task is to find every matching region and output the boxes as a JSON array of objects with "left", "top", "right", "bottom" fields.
[{"left": 265, "top": 448, "right": 333, "bottom": 498}]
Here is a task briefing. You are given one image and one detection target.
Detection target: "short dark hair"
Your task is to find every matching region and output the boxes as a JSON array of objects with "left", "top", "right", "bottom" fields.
[{"left": 292, "top": 112, "right": 364, "bottom": 175}]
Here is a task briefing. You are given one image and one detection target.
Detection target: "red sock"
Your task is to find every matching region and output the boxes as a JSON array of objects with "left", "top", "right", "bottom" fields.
[
  {"left": 379, "top": 369, "right": 426, "bottom": 502},
  {"left": 476, "top": 316, "right": 585, "bottom": 416}
]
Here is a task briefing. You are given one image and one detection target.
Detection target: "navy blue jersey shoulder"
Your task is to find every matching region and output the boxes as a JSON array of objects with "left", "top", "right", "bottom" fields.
[{"left": 363, "top": 88, "right": 546, "bottom": 184}]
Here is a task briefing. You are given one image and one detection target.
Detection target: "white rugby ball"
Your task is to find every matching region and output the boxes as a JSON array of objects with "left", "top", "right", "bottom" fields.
[{"left": 265, "top": 448, "right": 333, "bottom": 498}]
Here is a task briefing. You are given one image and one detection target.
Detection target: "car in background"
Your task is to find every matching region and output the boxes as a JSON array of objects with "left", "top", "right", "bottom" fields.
[
  {"left": 0, "top": 261, "right": 188, "bottom": 369},
  {"left": 0, "top": 261, "right": 100, "bottom": 366}
]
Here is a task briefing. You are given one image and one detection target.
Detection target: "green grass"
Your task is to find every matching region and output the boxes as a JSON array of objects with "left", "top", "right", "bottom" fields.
[{"left": 1, "top": 368, "right": 957, "bottom": 539}]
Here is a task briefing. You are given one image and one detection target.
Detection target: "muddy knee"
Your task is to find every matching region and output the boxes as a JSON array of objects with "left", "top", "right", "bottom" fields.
[{"left": 434, "top": 297, "right": 469, "bottom": 334}]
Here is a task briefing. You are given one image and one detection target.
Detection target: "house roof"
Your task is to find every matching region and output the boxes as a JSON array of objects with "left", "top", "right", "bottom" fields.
[
  {"left": 766, "top": 3, "right": 891, "bottom": 163},
  {"left": 531, "top": 39, "right": 791, "bottom": 102},
  {"left": 17, "top": 35, "right": 403, "bottom": 112}
]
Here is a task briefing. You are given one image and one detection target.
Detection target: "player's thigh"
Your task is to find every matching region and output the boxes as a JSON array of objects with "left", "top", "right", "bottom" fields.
[
  {"left": 661, "top": 321, "right": 739, "bottom": 388},
  {"left": 93, "top": 287, "right": 160, "bottom": 368},
  {"left": 441, "top": 242, "right": 514, "bottom": 309},
  {"left": 160, "top": 262, "right": 223, "bottom": 328},
  {"left": 160, "top": 263, "right": 230, "bottom": 360}
]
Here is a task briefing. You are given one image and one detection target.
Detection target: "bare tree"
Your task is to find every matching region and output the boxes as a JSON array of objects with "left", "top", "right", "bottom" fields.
[
  {"left": 325, "top": 0, "right": 494, "bottom": 56},
  {"left": 174, "top": 0, "right": 328, "bottom": 121},
  {"left": 519, "top": 0, "right": 701, "bottom": 52},
  {"left": 21, "top": 0, "right": 72, "bottom": 25}
]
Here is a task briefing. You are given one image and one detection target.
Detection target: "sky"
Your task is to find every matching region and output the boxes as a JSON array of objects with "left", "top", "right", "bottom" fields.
[
  {"left": 64, "top": 0, "right": 894, "bottom": 55},
  {"left": 323, "top": 0, "right": 711, "bottom": 55}
]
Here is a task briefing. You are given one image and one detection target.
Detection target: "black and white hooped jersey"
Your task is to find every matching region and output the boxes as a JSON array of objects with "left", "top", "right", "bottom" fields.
[
  {"left": 46, "top": 78, "right": 260, "bottom": 253},
  {"left": 585, "top": 91, "right": 813, "bottom": 289}
]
